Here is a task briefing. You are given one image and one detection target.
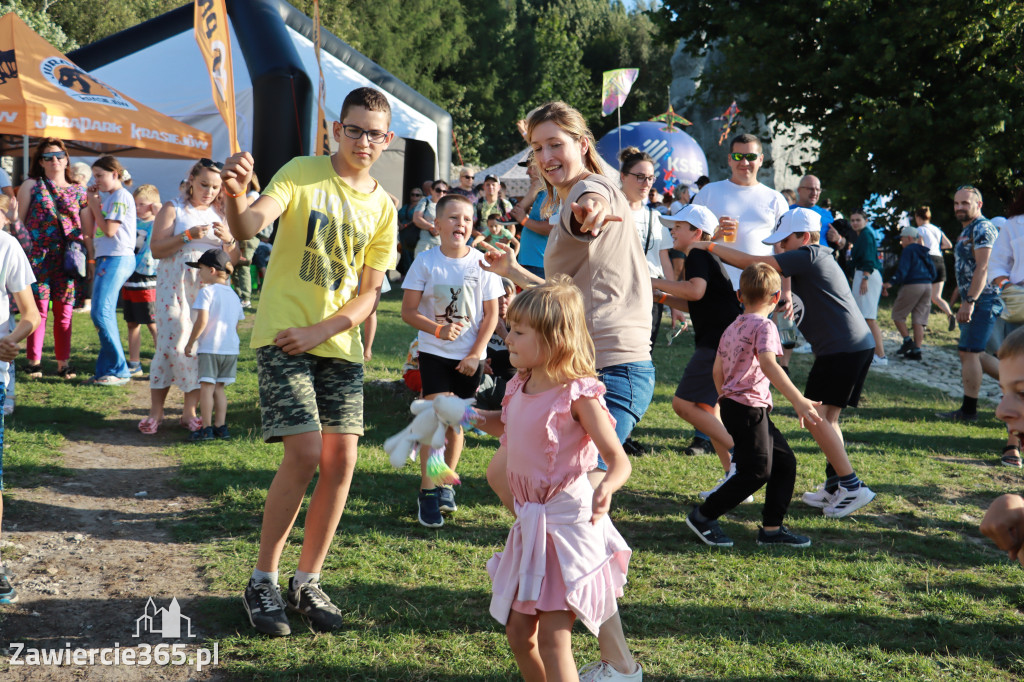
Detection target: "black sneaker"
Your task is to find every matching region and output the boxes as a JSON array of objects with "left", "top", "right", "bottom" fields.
[
  {"left": 622, "top": 437, "right": 647, "bottom": 456},
  {"left": 213, "top": 424, "right": 231, "bottom": 440},
  {"left": 685, "top": 507, "right": 734, "bottom": 547},
  {"left": 287, "top": 578, "right": 344, "bottom": 632},
  {"left": 438, "top": 485, "right": 457, "bottom": 513},
  {"left": 948, "top": 314, "right": 957, "bottom": 332},
  {"left": 757, "top": 525, "right": 812, "bottom": 548},
  {"left": 243, "top": 578, "right": 290, "bottom": 636},
  {"left": 684, "top": 436, "right": 713, "bottom": 456},
  {"left": 0, "top": 569, "right": 17, "bottom": 604},
  {"left": 895, "top": 338, "right": 915, "bottom": 356},
  {"left": 190, "top": 426, "right": 215, "bottom": 442},
  {"left": 904, "top": 347, "right": 922, "bottom": 360},
  {"left": 934, "top": 408, "right": 978, "bottom": 422},
  {"left": 418, "top": 488, "right": 444, "bottom": 528}
]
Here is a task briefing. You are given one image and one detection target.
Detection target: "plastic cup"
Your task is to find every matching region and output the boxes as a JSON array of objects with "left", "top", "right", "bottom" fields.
[{"left": 721, "top": 216, "right": 738, "bottom": 243}]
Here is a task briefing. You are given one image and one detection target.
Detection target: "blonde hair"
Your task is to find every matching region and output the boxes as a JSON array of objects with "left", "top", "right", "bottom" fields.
[
  {"left": 505, "top": 274, "right": 596, "bottom": 383},
  {"left": 739, "top": 263, "right": 782, "bottom": 305},
  {"left": 998, "top": 327, "right": 1024, "bottom": 361},
  {"left": 526, "top": 101, "right": 604, "bottom": 215},
  {"left": 133, "top": 184, "right": 160, "bottom": 203},
  {"left": 0, "top": 195, "right": 10, "bottom": 214}
]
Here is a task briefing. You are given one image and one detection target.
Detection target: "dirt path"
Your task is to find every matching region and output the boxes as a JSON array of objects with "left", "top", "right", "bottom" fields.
[{"left": 1, "top": 377, "right": 224, "bottom": 681}]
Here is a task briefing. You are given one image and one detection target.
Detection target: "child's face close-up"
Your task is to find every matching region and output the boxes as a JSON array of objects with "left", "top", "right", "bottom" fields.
[
  {"left": 438, "top": 201, "right": 474, "bottom": 250},
  {"left": 670, "top": 221, "right": 700, "bottom": 250},
  {"left": 996, "top": 354, "right": 1024, "bottom": 440},
  {"left": 91, "top": 167, "right": 119, "bottom": 193},
  {"left": 506, "top": 319, "right": 545, "bottom": 371},
  {"left": 198, "top": 264, "right": 221, "bottom": 285}
]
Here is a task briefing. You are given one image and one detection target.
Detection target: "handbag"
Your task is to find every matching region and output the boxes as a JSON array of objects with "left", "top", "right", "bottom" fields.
[
  {"left": 63, "top": 239, "right": 86, "bottom": 278},
  {"left": 1000, "top": 283, "right": 1024, "bottom": 323}
]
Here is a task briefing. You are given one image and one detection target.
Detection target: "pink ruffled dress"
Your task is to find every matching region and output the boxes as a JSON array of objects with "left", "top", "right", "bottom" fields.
[{"left": 487, "top": 373, "right": 631, "bottom": 636}]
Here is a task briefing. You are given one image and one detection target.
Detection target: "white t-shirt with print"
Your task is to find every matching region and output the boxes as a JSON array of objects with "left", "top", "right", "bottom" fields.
[
  {"left": 95, "top": 186, "right": 137, "bottom": 258},
  {"left": 191, "top": 283, "right": 245, "bottom": 355},
  {"left": 631, "top": 206, "right": 671, "bottom": 277},
  {"left": 403, "top": 247, "right": 503, "bottom": 361}
]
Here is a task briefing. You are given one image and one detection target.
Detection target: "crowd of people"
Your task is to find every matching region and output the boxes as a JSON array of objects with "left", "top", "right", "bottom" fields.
[{"left": 0, "top": 87, "right": 1022, "bottom": 682}]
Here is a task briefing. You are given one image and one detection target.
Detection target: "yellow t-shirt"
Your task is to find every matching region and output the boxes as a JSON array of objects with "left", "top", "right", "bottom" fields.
[{"left": 251, "top": 156, "right": 397, "bottom": 360}]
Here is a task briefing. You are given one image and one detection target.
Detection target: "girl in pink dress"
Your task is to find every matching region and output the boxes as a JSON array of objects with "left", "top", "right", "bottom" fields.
[{"left": 485, "top": 275, "right": 636, "bottom": 682}]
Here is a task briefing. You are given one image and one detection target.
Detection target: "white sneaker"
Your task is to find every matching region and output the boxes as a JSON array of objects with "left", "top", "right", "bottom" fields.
[
  {"left": 801, "top": 483, "right": 832, "bottom": 509},
  {"left": 871, "top": 355, "right": 888, "bottom": 367},
  {"left": 578, "top": 660, "right": 643, "bottom": 681},
  {"left": 793, "top": 342, "right": 813, "bottom": 354},
  {"left": 698, "top": 473, "right": 753, "bottom": 503},
  {"left": 823, "top": 485, "right": 876, "bottom": 518}
]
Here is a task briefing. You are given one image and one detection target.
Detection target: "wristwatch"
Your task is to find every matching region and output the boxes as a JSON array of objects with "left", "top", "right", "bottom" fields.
[{"left": 965, "top": 295, "right": 977, "bottom": 304}]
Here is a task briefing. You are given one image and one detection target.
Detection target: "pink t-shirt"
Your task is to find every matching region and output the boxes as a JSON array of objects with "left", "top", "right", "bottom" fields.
[{"left": 717, "top": 314, "right": 783, "bottom": 408}]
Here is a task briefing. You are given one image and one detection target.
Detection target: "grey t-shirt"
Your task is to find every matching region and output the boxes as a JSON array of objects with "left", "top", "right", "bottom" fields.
[{"left": 775, "top": 244, "right": 874, "bottom": 355}]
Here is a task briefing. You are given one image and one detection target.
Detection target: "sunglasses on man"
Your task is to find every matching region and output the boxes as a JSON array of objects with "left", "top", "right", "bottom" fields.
[{"left": 730, "top": 152, "right": 759, "bottom": 162}]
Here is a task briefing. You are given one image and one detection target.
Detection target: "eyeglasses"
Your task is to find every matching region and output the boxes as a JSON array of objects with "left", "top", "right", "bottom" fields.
[
  {"left": 41, "top": 151, "right": 66, "bottom": 161},
  {"left": 730, "top": 152, "right": 759, "bottom": 162},
  {"left": 411, "top": 192, "right": 423, "bottom": 198},
  {"left": 199, "top": 158, "right": 223, "bottom": 171},
  {"left": 460, "top": 175, "right": 472, "bottom": 180},
  {"left": 625, "top": 172, "right": 655, "bottom": 183},
  {"left": 434, "top": 188, "right": 448, "bottom": 195},
  {"left": 341, "top": 124, "right": 389, "bottom": 144}
]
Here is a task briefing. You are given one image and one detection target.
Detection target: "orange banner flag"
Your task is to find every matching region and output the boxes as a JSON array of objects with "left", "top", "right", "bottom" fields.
[
  {"left": 313, "top": 0, "right": 330, "bottom": 155},
  {"left": 194, "top": 0, "right": 239, "bottom": 154}
]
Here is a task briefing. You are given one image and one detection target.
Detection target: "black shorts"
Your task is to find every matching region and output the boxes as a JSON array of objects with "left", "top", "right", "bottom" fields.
[
  {"left": 418, "top": 352, "right": 484, "bottom": 399},
  {"left": 122, "top": 297, "right": 155, "bottom": 325},
  {"left": 674, "top": 346, "right": 719, "bottom": 407},
  {"left": 804, "top": 347, "right": 874, "bottom": 409},
  {"left": 930, "top": 255, "right": 945, "bottom": 284}
]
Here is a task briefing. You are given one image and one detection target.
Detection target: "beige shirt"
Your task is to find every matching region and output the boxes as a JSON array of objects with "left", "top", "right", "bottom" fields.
[{"left": 544, "top": 173, "right": 653, "bottom": 368}]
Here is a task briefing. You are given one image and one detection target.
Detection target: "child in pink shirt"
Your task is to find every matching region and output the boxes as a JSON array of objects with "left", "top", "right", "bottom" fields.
[{"left": 686, "top": 263, "right": 822, "bottom": 548}]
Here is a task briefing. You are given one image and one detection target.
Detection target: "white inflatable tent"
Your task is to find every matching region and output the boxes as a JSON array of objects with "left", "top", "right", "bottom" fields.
[{"left": 70, "top": 0, "right": 451, "bottom": 203}]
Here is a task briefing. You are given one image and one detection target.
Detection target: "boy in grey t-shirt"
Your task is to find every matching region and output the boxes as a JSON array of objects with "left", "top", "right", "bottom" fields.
[{"left": 688, "top": 207, "right": 876, "bottom": 520}]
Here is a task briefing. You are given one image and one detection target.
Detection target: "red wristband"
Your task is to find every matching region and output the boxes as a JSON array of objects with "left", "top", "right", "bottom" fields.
[
  {"left": 434, "top": 324, "right": 443, "bottom": 338},
  {"left": 707, "top": 243, "right": 715, "bottom": 253}
]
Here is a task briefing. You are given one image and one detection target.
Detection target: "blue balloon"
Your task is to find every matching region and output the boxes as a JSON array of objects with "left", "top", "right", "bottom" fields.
[{"left": 597, "top": 121, "right": 709, "bottom": 194}]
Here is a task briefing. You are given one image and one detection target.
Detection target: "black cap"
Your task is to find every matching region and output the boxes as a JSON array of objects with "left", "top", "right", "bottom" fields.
[
  {"left": 516, "top": 152, "right": 534, "bottom": 168},
  {"left": 484, "top": 174, "right": 499, "bottom": 183},
  {"left": 186, "top": 248, "right": 231, "bottom": 272}
]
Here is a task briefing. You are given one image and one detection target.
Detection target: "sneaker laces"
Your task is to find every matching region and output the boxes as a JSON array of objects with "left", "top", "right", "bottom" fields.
[
  {"left": 252, "top": 581, "right": 284, "bottom": 613},
  {"left": 299, "top": 582, "right": 335, "bottom": 611}
]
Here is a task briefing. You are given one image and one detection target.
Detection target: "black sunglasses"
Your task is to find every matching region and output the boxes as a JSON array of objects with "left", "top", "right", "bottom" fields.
[
  {"left": 40, "top": 151, "right": 67, "bottom": 161},
  {"left": 199, "top": 158, "right": 224, "bottom": 171}
]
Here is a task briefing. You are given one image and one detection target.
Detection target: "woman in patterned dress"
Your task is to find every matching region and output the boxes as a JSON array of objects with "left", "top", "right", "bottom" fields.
[
  {"left": 138, "top": 160, "right": 238, "bottom": 434},
  {"left": 15, "top": 138, "right": 94, "bottom": 379}
]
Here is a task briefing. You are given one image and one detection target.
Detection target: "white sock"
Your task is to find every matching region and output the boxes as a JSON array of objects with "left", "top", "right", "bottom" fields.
[
  {"left": 293, "top": 570, "right": 320, "bottom": 586},
  {"left": 251, "top": 569, "right": 278, "bottom": 585}
]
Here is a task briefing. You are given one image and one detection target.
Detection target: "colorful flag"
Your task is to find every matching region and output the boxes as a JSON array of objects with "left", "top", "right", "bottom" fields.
[
  {"left": 601, "top": 68, "right": 639, "bottom": 117},
  {"left": 194, "top": 0, "right": 239, "bottom": 153},
  {"left": 313, "top": 0, "right": 330, "bottom": 155}
]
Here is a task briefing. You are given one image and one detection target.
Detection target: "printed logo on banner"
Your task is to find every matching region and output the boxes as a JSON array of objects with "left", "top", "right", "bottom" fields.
[
  {"left": 0, "top": 48, "right": 18, "bottom": 84},
  {"left": 40, "top": 57, "right": 136, "bottom": 110}
]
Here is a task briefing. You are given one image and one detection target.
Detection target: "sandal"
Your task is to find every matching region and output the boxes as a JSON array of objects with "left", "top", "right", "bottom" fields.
[
  {"left": 1001, "top": 445, "right": 1022, "bottom": 468},
  {"left": 57, "top": 365, "right": 76, "bottom": 380},
  {"left": 180, "top": 416, "right": 203, "bottom": 432},
  {"left": 23, "top": 363, "right": 42, "bottom": 378},
  {"left": 138, "top": 417, "right": 161, "bottom": 435}
]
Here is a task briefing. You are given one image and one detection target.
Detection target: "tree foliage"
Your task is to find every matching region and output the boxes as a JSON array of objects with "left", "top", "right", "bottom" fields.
[
  {"left": 1, "top": 0, "right": 78, "bottom": 51},
  {"left": 656, "top": 0, "right": 1024, "bottom": 221}
]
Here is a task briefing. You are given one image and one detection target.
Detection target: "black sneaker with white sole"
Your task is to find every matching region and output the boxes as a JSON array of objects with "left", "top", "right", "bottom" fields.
[
  {"left": 757, "top": 525, "right": 812, "bottom": 547},
  {"left": 895, "top": 338, "right": 915, "bottom": 356},
  {"left": 685, "top": 507, "right": 734, "bottom": 547},
  {"left": 243, "top": 578, "right": 291, "bottom": 636},
  {"left": 287, "top": 578, "right": 344, "bottom": 632}
]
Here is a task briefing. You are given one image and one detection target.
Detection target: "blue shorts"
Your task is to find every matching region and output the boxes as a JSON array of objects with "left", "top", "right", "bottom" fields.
[
  {"left": 958, "top": 292, "right": 1003, "bottom": 353},
  {"left": 596, "top": 360, "right": 656, "bottom": 470}
]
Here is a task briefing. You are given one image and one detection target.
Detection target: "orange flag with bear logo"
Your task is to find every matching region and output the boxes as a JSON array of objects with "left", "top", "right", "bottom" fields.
[{"left": 194, "top": 0, "right": 239, "bottom": 154}]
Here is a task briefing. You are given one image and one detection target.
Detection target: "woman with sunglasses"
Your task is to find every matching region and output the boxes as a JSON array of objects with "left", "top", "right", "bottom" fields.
[
  {"left": 619, "top": 146, "right": 674, "bottom": 345},
  {"left": 412, "top": 180, "right": 448, "bottom": 257},
  {"left": 138, "top": 159, "right": 239, "bottom": 434},
  {"left": 16, "top": 138, "right": 94, "bottom": 380}
]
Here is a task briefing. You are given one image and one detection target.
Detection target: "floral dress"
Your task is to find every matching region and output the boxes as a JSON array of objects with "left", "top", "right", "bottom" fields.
[{"left": 25, "top": 180, "right": 87, "bottom": 305}]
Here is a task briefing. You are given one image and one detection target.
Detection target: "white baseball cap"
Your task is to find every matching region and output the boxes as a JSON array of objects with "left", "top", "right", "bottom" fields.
[
  {"left": 762, "top": 207, "right": 822, "bottom": 245},
  {"left": 658, "top": 204, "right": 719, "bottom": 235}
]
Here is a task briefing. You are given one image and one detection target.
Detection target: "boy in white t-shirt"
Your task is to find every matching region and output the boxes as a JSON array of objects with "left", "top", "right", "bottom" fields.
[
  {"left": 0, "top": 230, "right": 41, "bottom": 604},
  {"left": 401, "top": 194, "right": 502, "bottom": 528},
  {"left": 183, "top": 249, "right": 245, "bottom": 443}
]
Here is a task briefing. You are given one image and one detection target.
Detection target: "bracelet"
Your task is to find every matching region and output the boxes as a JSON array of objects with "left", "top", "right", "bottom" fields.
[
  {"left": 181, "top": 230, "right": 192, "bottom": 243},
  {"left": 434, "top": 324, "right": 443, "bottom": 339},
  {"left": 520, "top": 216, "right": 529, "bottom": 227},
  {"left": 87, "top": 259, "right": 96, "bottom": 264},
  {"left": 224, "top": 188, "right": 245, "bottom": 199},
  {"left": 999, "top": 280, "right": 1011, "bottom": 292},
  {"left": 707, "top": 242, "right": 715, "bottom": 253},
  {"left": 657, "top": 293, "right": 668, "bottom": 304}
]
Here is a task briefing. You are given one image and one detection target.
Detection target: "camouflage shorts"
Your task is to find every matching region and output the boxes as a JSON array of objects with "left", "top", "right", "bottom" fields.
[{"left": 256, "top": 346, "right": 364, "bottom": 443}]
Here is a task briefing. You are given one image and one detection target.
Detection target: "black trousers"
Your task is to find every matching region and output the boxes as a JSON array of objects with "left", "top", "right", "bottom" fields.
[{"left": 699, "top": 398, "right": 797, "bottom": 527}]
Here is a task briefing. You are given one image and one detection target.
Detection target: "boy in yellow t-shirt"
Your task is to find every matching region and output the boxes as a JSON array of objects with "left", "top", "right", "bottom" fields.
[{"left": 221, "top": 87, "right": 397, "bottom": 636}]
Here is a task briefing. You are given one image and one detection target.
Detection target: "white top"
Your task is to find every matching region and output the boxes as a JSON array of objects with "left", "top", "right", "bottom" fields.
[
  {"left": 0, "top": 231, "right": 35, "bottom": 373},
  {"left": 0, "top": 168, "right": 11, "bottom": 189},
  {"left": 171, "top": 197, "right": 225, "bottom": 250},
  {"left": 631, "top": 206, "right": 671, "bottom": 277},
  {"left": 403, "top": 246, "right": 503, "bottom": 360},
  {"left": 692, "top": 179, "right": 788, "bottom": 287},
  {"left": 191, "top": 283, "right": 245, "bottom": 354},
  {"left": 917, "top": 222, "right": 945, "bottom": 257},
  {"left": 94, "top": 187, "right": 137, "bottom": 258},
  {"left": 989, "top": 215, "right": 1024, "bottom": 286}
]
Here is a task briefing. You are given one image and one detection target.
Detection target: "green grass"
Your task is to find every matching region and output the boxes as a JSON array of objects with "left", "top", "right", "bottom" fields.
[{"left": 7, "top": 291, "right": 1024, "bottom": 680}]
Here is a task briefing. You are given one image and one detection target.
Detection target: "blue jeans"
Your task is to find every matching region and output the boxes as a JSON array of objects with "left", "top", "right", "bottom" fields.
[
  {"left": 597, "top": 360, "right": 656, "bottom": 469},
  {"left": 91, "top": 255, "right": 135, "bottom": 379},
  {"left": 958, "top": 291, "right": 1003, "bottom": 353}
]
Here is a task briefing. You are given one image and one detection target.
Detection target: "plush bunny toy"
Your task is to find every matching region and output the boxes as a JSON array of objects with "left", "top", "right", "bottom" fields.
[{"left": 384, "top": 395, "right": 478, "bottom": 486}]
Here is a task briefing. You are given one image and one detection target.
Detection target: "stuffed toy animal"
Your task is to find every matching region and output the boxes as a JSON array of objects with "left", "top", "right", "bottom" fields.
[{"left": 384, "top": 395, "right": 479, "bottom": 486}]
